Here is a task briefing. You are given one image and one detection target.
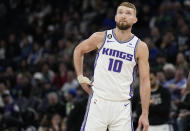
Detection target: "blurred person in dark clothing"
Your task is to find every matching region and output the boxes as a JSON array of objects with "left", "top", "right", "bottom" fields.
[
  {"left": 17, "top": 36, "right": 33, "bottom": 61},
  {"left": 133, "top": 71, "right": 172, "bottom": 131},
  {"left": 155, "top": 53, "right": 167, "bottom": 72},
  {"left": 0, "top": 40, "right": 6, "bottom": 65},
  {"left": 177, "top": 72, "right": 190, "bottom": 131},
  {"left": 165, "top": 68, "right": 187, "bottom": 101},
  {"left": 1, "top": 91, "right": 23, "bottom": 129},
  {"left": 61, "top": 118, "right": 67, "bottom": 131},
  {"left": 156, "top": 70, "right": 167, "bottom": 87},
  {"left": 150, "top": 27, "right": 162, "bottom": 48},
  {"left": 30, "top": 72, "right": 45, "bottom": 99},
  {"left": 11, "top": 73, "right": 31, "bottom": 100},
  {"left": 52, "top": 62, "right": 68, "bottom": 89},
  {"left": 65, "top": 88, "right": 77, "bottom": 116},
  {"left": 4, "top": 66, "right": 16, "bottom": 89},
  {"left": 5, "top": 33, "right": 20, "bottom": 62},
  {"left": 163, "top": 63, "right": 176, "bottom": 81},
  {"left": 144, "top": 37, "right": 160, "bottom": 67},
  {"left": 27, "top": 42, "right": 43, "bottom": 65},
  {"left": 160, "top": 31, "right": 178, "bottom": 63},
  {"left": 38, "top": 92, "right": 66, "bottom": 119},
  {"left": 61, "top": 70, "right": 79, "bottom": 94},
  {"left": 66, "top": 89, "right": 88, "bottom": 131},
  {"left": 175, "top": 52, "right": 189, "bottom": 76},
  {"left": 148, "top": 71, "right": 172, "bottom": 131},
  {"left": 49, "top": 113, "right": 62, "bottom": 131},
  {"left": 41, "top": 63, "right": 55, "bottom": 83},
  {"left": 0, "top": 81, "right": 6, "bottom": 107}
]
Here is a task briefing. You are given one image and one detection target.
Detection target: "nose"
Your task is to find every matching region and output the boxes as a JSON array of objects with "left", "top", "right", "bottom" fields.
[{"left": 121, "top": 14, "right": 127, "bottom": 19}]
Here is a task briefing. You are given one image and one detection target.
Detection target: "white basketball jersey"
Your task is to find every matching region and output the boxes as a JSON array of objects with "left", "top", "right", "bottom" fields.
[{"left": 92, "top": 29, "right": 139, "bottom": 101}]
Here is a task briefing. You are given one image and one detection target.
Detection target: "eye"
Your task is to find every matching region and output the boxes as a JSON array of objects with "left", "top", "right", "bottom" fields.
[
  {"left": 126, "top": 11, "right": 131, "bottom": 15},
  {"left": 118, "top": 10, "right": 123, "bottom": 14}
]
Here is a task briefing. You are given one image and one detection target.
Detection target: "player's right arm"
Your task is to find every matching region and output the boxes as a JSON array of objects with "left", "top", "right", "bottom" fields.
[{"left": 73, "top": 32, "right": 105, "bottom": 95}]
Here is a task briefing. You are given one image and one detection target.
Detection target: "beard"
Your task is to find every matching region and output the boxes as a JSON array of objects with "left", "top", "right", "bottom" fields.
[{"left": 116, "top": 21, "right": 131, "bottom": 30}]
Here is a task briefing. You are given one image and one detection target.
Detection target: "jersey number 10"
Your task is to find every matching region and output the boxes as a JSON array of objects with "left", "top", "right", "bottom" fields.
[{"left": 108, "top": 58, "right": 123, "bottom": 73}]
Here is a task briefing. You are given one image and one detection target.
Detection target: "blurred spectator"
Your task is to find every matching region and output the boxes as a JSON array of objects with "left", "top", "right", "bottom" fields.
[
  {"left": 61, "top": 118, "right": 67, "bottom": 131},
  {"left": 49, "top": 113, "right": 62, "bottom": 131},
  {"left": 150, "top": 27, "right": 162, "bottom": 48},
  {"left": 175, "top": 52, "right": 189, "bottom": 76},
  {"left": 61, "top": 70, "right": 79, "bottom": 94},
  {"left": 0, "top": 82, "right": 6, "bottom": 107},
  {"left": 165, "top": 68, "right": 187, "bottom": 101},
  {"left": 1, "top": 91, "right": 23, "bottom": 129},
  {"left": 155, "top": 53, "right": 167, "bottom": 71},
  {"left": 11, "top": 73, "right": 31, "bottom": 100},
  {"left": 144, "top": 37, "right": 160, "bottom": 66},
  {"left": 66, "top": 88, "right": 88, "bottom": 131},
  {"left": 52, "top": 62, "right": 68, "bottom": 89},
  {"left": 18, "top": 36, "right": 33, "bottom": 61},
  {"left": 102, "top": 9, "right": 116, "bottom": 29},
  {"left": 163, "top": 63, "right": 176, "bottom": 81},
  {"left": 160, "top": 31, "right": 178, "bottom": 63},
  {"left": 30, "top": 72, "right": 45, "bottom": 99},
  {"left": 4, "top": 66, "right": 16, "bottom": 89},
  {"left": 38, "top": 92, "right": 66, "bottom": 118},
  {"left": 41, "top": 63, "right": 55, "bottom": 83},
  {"left": 176, "top": 72, "right": 190, "bottom": 131},
  {"left": 27, "top": 42, "right": 43, "bottom": 65},
  {"left": 5, "top": 33, "right": 21, "bottom": 62},
  {"left": 0, "top": 40, "right": 6, "bottom": 64},
  {"left": 156, "top": 70, "right": 167, "bottom": 87},
  {"left": 177, "top": 86, "right": 190, "bottom": 131},
  {"left": 148, "top": 71, "right": 172, "bottom": 131}
]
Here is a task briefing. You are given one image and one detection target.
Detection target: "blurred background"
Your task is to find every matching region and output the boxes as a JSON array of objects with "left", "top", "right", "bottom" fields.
[{"left": 0, "top": 0, "right": 190, "bottom": 131}]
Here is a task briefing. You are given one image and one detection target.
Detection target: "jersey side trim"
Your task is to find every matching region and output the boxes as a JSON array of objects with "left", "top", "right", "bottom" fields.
[
  {"left": 134, "top": 38, "right": 139, "bottom": 63},
  {"left": 94, "top": 31, "right": 107, "bottom": 69}
]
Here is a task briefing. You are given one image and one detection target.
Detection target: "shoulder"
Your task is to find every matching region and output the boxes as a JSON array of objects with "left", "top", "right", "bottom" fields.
[
  {"left": 136, "top": 40, "right": 149, "bottom": 58},
  {"left": 89, "top": 31, "right": 106, "bottom": 41},
  {"left": 89, "top": 31, "right": 106, "bottom": 49},
  {"left": 137, "top": 40, "right": 148, "bottom": 50}
]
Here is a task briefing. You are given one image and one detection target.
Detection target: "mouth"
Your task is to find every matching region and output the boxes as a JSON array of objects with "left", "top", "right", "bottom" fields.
[{"left": 119, "top": 21, "right": 127, "bottom": 23}]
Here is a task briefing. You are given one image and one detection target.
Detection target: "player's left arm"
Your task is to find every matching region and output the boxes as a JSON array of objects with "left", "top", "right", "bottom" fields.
[{"left": 136, "top": 41, "right": 151, "bottom": 131}]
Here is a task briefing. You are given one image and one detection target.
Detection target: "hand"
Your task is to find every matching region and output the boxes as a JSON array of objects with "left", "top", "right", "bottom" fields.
[
  {"left": 80, "top": 83, "right": 92, "bottom": 95},
  {"left": 77, "top": 75, "right": 93, "bottom": 95},
  {"left": 137, "top": 114, "right": 149, "bottom": 131}
]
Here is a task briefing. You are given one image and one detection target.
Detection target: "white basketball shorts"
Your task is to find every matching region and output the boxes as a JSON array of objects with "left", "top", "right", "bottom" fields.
[{"left": 81, "top": 93, "right": 133, "bottom": 131}]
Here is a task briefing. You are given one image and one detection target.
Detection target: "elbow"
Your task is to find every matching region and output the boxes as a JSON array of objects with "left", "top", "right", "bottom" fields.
[
  {"left": 74, "top": 46, "right": 83, "bottom": 57},
  {"left": 140, "top": 77, "right": 151, "bottom": 89}
]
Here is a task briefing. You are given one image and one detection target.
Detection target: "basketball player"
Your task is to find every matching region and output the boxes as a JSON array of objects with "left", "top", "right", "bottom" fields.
[{"left": 73, "top": 2, "right": 150, "bottom": 131}]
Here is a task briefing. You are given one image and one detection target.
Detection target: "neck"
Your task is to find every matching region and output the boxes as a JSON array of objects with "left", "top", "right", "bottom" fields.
[{"left": 114, "top": 27, "right": 133, "bottom": 42}]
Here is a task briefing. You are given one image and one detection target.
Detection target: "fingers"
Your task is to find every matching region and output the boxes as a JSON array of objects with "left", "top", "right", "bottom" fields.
[
  {"left": 137, "top": 119, "right": 142, "bottom": 131},
  {"left": 143, "top": 123, "right": 149, "bottom": 131},
  {"left": 137, "top": 117, "right": 149, "bottom": 131},
  {"left": 81, "top": 83, "right": 92, "bottom": 95}
]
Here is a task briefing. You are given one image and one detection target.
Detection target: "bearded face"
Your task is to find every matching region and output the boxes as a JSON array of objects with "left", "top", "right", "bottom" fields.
[
  {"left": 116, "top": 21, "right": 131, "bottom": 30},
  {"left": 115, "top": 6, "right": 137, "bottom": 30}
]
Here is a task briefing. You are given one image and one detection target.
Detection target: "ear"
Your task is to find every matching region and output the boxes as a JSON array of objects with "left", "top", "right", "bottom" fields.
[{"left": 134, "top": 17, "right": 138, "bottom": 24}]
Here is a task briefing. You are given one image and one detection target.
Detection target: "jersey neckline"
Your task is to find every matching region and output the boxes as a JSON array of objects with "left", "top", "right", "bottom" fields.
[{"left": 112, "top": 29, "right": 135, "bottom": 44}]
